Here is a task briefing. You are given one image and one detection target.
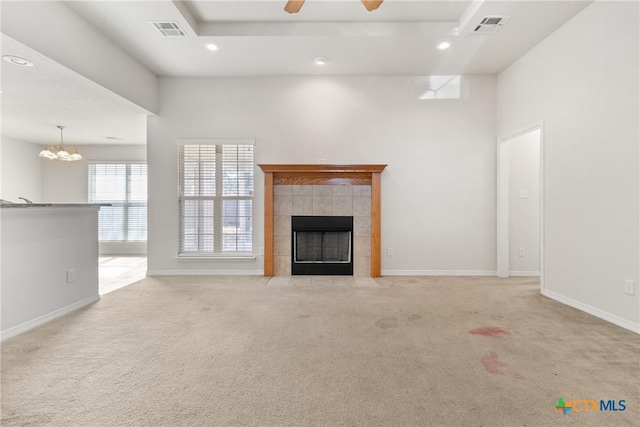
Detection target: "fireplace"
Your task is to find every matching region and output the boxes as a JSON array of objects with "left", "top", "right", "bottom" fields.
[
  {"left": 291, "top": 216, "right": 353, "bottom": 275},
  {"left": 258, "top": 164, "right": 387, "bottom": 277}
]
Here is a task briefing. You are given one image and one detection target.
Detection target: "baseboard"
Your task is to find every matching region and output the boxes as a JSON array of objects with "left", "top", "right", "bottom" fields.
[
  {"left": 509, "top": 271, "right": 541, "bottom": 277},
  {"left": 542, "top": 289, "right": 640, "bottom": 334},
  {"left": 1, "top": 294, "right": 100, "bottom": 342},
  {"left": 381, "top": 270, "right": 497, "bottom": 276},
  {"left": 147, "top": 269, "right": 264, "bottom": 276}
]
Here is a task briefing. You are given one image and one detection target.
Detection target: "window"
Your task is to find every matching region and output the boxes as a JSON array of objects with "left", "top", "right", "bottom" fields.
[
  {"left": 88, "top": 163, "right": 147, "bottom": 242},
  {"left": 178, "top": 143, "right": 254, "bottom": 255}
]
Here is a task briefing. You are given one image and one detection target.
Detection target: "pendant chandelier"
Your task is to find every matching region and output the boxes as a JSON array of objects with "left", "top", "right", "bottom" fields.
[{"left": 39, "top": 125, "right": 83, "bottom": 161}]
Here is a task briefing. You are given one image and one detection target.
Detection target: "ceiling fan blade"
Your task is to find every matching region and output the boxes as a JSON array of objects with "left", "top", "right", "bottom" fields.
[
  {"left": 361, "top": 0, "right": 383, "bottom": 12},
  {"left": 284, "top": 0, "right": 305, "bottom": 14}
]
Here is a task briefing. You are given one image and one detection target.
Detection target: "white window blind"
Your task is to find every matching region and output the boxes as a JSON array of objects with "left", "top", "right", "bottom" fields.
[
  {"left": 88, "top": 163, "right": 147, "bottom": 242},
  {"left": 178, "top": 144, "right": 254, "bottom": 255}
]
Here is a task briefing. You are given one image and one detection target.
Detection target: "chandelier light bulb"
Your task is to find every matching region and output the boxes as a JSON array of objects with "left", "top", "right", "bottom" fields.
[{"left": 39, "top": 148, "right": 55, "bottom": 159}]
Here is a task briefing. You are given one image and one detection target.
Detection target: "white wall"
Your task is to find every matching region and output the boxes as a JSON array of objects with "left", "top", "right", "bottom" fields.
[
  {"left": 42, "top": 145, "right": 146, "bottom": 203},
  {"left": 1, "top": 207, "right": 100, "bottom": 340},
  {"left": 508, "top": 130, "right": 540, "bottom": 275},
  {"left": 497, "top": 1, "right": 639, "bottom": 332},
  {"left": 147, "top": 75, "right": 497, "bottom": 275},
  {"left": 0, "top": 137, "right": 43, "bottom": 203}
]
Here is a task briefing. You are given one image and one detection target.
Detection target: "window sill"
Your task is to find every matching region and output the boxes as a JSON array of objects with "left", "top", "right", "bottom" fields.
[{"left": 176, "top": 253, "right": 256, "bottom": 260}]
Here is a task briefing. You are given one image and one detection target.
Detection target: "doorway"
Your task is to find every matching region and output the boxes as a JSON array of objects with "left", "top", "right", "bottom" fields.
[
  {"left": 99, "top": 256, "right": 147, "bottom": 295},
  {"left": 497, "top": 125, "right": 543, "bottom": 282}
]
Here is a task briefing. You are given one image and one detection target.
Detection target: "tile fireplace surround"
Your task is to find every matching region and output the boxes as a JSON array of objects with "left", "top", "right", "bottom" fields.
[{"left": 258, "top": 164, "right": 387, "bottom": 277}]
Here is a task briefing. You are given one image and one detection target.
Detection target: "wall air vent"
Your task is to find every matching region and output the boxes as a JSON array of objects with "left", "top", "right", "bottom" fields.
[
  {"left": 150, "top": 21, "right": 187, "bottom": 37},
  {"left": 471, "top": 15, "right": 509, "bottom": 33}
]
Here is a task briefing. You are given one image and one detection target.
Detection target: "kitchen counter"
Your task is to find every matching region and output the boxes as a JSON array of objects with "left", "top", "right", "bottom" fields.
[{"left": 0, "top": 203, "right": 109, "bottom": 208}]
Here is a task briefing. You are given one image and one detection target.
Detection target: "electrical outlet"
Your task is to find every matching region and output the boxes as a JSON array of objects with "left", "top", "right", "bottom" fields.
[
  {"left": 387, "top": 248, "right": 394, "bottom": 257},
  {"left": 67, "top": 269, "right": 75, "bottom": 283},
  {"left": 518, "top": 190, "right": 528, "bottom": 199},
  {"left": 318, "top": 158, "right": 327, "bottom": 164},
  {"left": 518, "top": 248, "right": 525, "bottom": 257},
  {"left": 259, "top": 247, "right": 264, "bottom": 256},
  {"left": 624, "top": 279, "right": 635, "bottom": 296}
]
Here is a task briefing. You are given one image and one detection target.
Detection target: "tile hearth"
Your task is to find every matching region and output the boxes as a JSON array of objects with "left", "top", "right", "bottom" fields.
[{"left": 266, "top": 276, "right": 382, "bottom": 287}]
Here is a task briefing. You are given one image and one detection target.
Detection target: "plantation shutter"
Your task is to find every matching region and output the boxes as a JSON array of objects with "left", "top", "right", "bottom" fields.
[
  {"left": 127, "top": 164, "right": 148, "bottom": 241},
  {"left": 179, "top": 145, "right": 216, "bottom": 253},
  {"left": 178, "top": 142, "right": 254, "bottom": 256},
  {"left": 88, "top": 163, "right": 147, "bottom": 242}
]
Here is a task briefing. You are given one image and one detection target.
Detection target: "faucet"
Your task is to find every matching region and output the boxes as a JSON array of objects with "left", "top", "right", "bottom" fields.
[{"left": 18, "top": 197, "right": 33, "bottom": 204}]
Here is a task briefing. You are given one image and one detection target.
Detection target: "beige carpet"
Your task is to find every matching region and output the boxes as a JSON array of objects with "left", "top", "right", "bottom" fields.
[{"left": 1, "top": 276, "right": 638, "bottom": 426}]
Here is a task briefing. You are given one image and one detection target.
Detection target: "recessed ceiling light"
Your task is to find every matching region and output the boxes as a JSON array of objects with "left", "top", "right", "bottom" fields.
[
  {"left": 3, "top": 55, "right": 34, "bottom": 67},
  {"left": 313, "top": 56, "right": 329, "bottom": 65},
  {"left": 436, "top": 41, "right": 451, "bottom": 51},
  {"left": 205, "top": 43, "right": 219, "bottom": 52}
]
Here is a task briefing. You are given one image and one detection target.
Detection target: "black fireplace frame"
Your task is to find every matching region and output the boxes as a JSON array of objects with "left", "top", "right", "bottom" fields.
[{"left": 291, "top": 216, "right": 354, "bottom": 275}]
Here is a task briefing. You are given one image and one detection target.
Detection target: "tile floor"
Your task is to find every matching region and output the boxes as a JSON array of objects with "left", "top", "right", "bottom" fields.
[{"left": 99, "top": 256, "right": 147, "bottom": 295}]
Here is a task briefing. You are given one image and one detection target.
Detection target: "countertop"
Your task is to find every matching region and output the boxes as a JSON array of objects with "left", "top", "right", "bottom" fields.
[{"left": 0, "top": 203, "right": 110, "bottom": 208}]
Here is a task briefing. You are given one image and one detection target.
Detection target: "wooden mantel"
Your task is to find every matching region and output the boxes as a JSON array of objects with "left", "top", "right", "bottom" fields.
[{"left": 258, "top": 164, "right": 387, "bottom": 277}]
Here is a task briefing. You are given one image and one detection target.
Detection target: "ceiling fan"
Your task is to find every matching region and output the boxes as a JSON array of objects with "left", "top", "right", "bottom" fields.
[{"left": 285, "top": 0, "right": 383, "bottom": 14}]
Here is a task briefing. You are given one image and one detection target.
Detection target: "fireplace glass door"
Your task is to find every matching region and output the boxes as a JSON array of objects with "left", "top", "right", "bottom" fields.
[
  {"left": 294, "top": 231, "right": 352, "bottom": 263},
  {"left": 291, "top": 216, "right": 353, "bottom": 275}
]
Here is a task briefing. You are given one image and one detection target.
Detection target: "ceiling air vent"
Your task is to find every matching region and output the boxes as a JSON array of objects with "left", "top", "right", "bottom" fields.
[
  {"left": 471, "top": 15, "right": 509, "bottom": 33},
  {"left": 150, "top": 21, "right": 187, "bottom": 37}
]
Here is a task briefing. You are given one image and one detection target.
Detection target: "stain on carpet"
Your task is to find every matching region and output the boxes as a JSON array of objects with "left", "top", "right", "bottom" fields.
[
  {"left": 408, "top": 314, "right": 422, "bottom": 321},
  {"left": 480, "top": 351, "right": 523, "bottom": 379},
  {"left": 481, "top": 351, "right": 508, "bottom": 375},
  {"left": 375, "top": 317, "right": 398, "bottom": 329},
  {"left": 469, "top": 326, "right": 509, "bottom": 336}
]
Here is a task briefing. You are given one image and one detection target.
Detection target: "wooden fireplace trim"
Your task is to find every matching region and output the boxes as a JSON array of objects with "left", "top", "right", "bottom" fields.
[{"left": 258, "top": 164, "right": 387, "bottom": 277}]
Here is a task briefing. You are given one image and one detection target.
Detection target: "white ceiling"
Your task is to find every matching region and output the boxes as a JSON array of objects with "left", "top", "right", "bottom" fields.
[
  {"left": 185, "top": 0, "right": 470, "bottom": 22},
  {"left": 66, "top": 0, "right": 592, "bottom": 76},
  {"left": 1, "top": 0, "right": 592, "bottom": 146},
  {"left": 1, "top": 35, "right": 150, "bottom": 146}
]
